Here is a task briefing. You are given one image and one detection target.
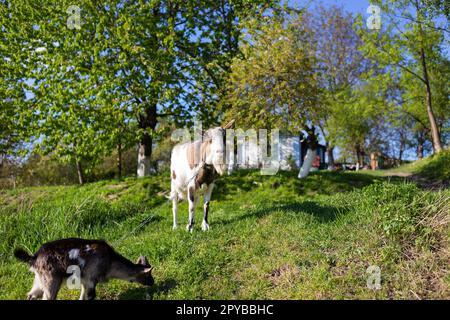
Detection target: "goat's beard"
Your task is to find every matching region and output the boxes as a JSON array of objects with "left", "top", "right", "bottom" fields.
[{"left": 213, "top": 163, "right": 226, "bottom": 176}]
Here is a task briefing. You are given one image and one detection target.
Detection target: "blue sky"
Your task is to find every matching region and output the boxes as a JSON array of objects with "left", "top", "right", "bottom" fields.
[{"left": 289, "top": 0, "right": 371, "bottom": 15}]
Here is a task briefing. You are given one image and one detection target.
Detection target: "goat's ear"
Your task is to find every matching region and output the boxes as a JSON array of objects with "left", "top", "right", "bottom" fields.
[
  {"left": 194, "top": 127, "right": 205, "bottom": 138},
  {"left": 136, "top": 255, "right": 149, "bottom": 266},
  {"left": 223, "top": 119, "right": 235, "bottom": 130},
  {"left": 144, "top": 266, "right": 154, "bottom": 273}
]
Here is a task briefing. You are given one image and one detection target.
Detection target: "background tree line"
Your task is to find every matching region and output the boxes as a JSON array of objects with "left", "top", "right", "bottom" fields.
[{"left": 1, "top": 0, "right": 448, "bottom": 187}]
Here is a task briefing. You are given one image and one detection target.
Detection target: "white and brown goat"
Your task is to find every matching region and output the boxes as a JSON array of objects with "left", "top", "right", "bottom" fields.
[
  {"left": 170, "top": 120, "right": 235, "bottom": 232},
  {"left": 14, "top": 238, "right": 154, "bottom": 300}
]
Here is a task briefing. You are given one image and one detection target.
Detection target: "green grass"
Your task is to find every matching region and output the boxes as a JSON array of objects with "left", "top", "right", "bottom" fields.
[
  {"left": 380, "top": 150, "right": 450, "bottom": 183},
  {"left": 0, "top": 167, "right": 448, "bottom": 300},
  {"left": 413, "top": 150, "right": 450, "bottom": 182}
]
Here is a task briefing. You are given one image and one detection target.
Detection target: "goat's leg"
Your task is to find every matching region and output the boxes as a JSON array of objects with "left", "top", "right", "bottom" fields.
[
  {"left": 202, "top": 183, "right": 215, "bottom": 231},
  {"left": 79, "top": 283, "right": 87, "bottom": 300},
  {"left": 172, "top": 191, "right": 178, "bottom": 230},
  {"left": 27, "top": 273, "right": 43, "bottom": 300},
  {"left": 80, "top": 278, "right": 95, "bottom": 300},
  {"left": 87, "top": 286, "right": 97, "bottom": 300},
  {"left": 80, "top": 278, "right": 96, "bottom": 300},
  {"left": 186, "top": 185, "right": 197, "bottom": 232},
  {"left": 41, "top": 276, "right": 62, "bottom": 300},
  {"left": 86, "top": 283, "right": 97, "bottom": 300}
]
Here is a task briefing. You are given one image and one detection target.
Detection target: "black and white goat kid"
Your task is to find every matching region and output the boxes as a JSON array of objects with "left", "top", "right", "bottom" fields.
[{"left": 14, "top": 238, "right": 154, "bottom": 300}]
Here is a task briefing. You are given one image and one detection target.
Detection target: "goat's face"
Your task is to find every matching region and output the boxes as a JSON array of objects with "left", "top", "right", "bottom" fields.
[
  {"left": 204, "top": 120, "right": 235, "bottom": 176},
  {"left": 135, "top": 256, "right": 154, "bottom": 286},
  {"left": 205, "top": 127, "right": 227, "bottom": 176}
]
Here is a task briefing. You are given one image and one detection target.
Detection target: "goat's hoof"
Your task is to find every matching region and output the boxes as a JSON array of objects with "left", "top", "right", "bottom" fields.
[
  {"left": 186, "top": 224, "right": 194, "bottom": 232},
  {"left": 201, "top": 221, "right": 209, "bottom": 231},
  {"left": 172, "top": 225, "right": 178, "bottom": 230}
]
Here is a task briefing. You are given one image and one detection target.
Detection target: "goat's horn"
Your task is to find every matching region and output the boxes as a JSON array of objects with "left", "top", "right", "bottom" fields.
[{"left": 223, "top": 119, "right": 235, "bottom": 130}]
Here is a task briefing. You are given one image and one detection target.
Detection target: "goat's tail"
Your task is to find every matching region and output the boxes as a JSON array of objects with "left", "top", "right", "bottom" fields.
[
  {"left": 167, "top": 190, "right": 184, "bottom": 201},
  {"left": 14, "top": 248, "right": 33, "bottom": 264}
]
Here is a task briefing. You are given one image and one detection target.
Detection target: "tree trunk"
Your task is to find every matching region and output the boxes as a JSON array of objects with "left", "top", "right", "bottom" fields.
[
  {"left": 137, "top": 133, "right": 152, "bottom": 177},
  {"left": 416, "top": 4, "right": 443, "bottom": 153},
  {"left": 298, "top": 148, "right": 315, "bottom": 178},
  {"left": 137, "top": 103, "right": 157, "bottom": 177},
  {"left": 317, "top": 125, "right": 334, "bottom": 170},
  {"left": 298, "top": 126, "right": 318, "bottom": 179},
  {"left": 117, "top": 141, "right": 122, "bottom": 179},
  {"left": 326, "top": 143, "right": 335, "bottom": 170},
  {"left": 423, "top": 72, "right": 442, "bottom": 153},
  {"left": 398, "top": 142, "right": 404, "bottom": 162},
  {"left": 355, "top": 144, "right": 363, "bottom": 170},
  {"left": 76, "top": 160, "right": 84, "bottom": 185},
  {"left": 417, "top": 134, "right": 425, "bottom": 160}
]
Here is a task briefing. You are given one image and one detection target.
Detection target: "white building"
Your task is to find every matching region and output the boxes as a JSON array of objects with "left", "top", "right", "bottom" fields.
[{"left": 232, "top": 132, "right": 326, "bottom": 171}]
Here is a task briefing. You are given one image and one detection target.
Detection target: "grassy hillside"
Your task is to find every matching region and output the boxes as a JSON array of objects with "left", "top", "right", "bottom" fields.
[
  {"left": 383, "top": 150, "right": 450, "bottom": 184},
  {"left": 0, "top": 168, "right": 448, "bottom": 300}
]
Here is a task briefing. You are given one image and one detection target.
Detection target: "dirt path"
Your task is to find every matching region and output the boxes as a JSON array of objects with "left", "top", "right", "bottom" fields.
[
  {"left": 387, "top": 172, "right": 412, "bottom": 178},
  {"left": 384, "top": 171, "right": 448, "bottom": 190}
]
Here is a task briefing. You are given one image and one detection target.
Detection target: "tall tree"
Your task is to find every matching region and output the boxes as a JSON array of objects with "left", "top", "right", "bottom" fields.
[
  {"left": 2, "top": 0, "right": 277, "bottom": 182},
  {"left": 301, "top": 5, "right": 370, "bottom": 168},
  {"left": 0, "top": 1, "right": 29, "bottom": 164},
  {"left": 225, "top": 14, "right": 320, "bottom": 177},
  {"left": 394, "top": 53, "right": 449, "bottom": 158},
  {"left": 357, "top": 0, "right": 448, "bottom": 153},
  {"left": 327, "top": 78, "right": 386, "bottom": 168}
]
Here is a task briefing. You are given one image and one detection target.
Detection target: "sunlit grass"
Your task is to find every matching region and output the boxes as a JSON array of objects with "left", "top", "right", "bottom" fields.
[{"left": 0, "top": 167, "right": 448, "bottom": 300}]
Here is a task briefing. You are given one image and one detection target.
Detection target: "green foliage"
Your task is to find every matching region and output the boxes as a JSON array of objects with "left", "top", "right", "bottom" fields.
[
  {"left": 416, "top": 150, "right": 450, "bottom": 182},
  {"left": 356, "top": 0, "right": 449, "bottom": 153},
  {"left": 302, "top": 5, "right": 370, "bottom": 152},
  {"left": 327, "top": 81, "right": 385, "bottom": 159},
  {"left": 1, "top": 0, "right": 279, "bottom": 179},
  {"left": 17, "top": 153, "right": 79, "bottom": 186},
  {"left": 224, "top": 14, "right": 319, "bottom": 132}
]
